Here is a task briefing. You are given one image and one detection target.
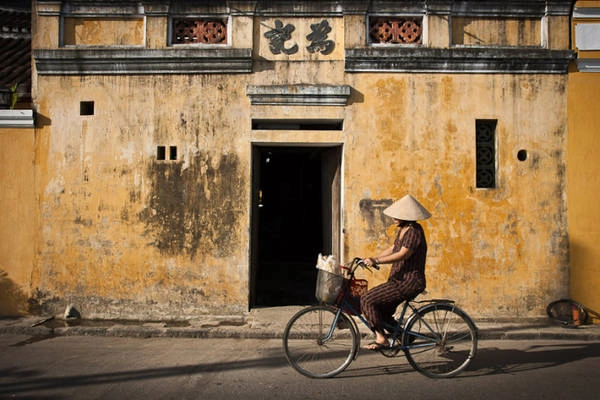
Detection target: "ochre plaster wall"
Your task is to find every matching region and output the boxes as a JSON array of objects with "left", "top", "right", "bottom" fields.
[
  {"left": 24, "top": 2, "right": 572, "bottom": 319},
  {"left": 31, "top": 72, "right": 570, "bottom": 319},
  {"left": 451, "top": 17, "right": 542, "bottom": 46},
  {"left": 32, "top": 74, "right": 252, "bottom": 318},
  {"left": 343, "top": 74, "right": 569, "bottom": 318},
  {"left": 567, "top": 72, "right": 600, "bottom": 314},
  {"left": 0, "top": 128, "right": 36, "bottom": 316},
  {"left": 565, "top": 0, "right": 600, "bottom": 319},
  {"left": 62, "top": 17, "right": 145, "bottom": 46}
]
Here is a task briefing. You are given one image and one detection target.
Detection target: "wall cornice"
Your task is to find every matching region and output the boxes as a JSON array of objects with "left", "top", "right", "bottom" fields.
[
  {"left": 35, "top": 1, "right": 575, "bottom": 17},
  {"left": 33, "top": 48, "right": 253, "bottom": 75},
  {"left": 345, "top": 47, "right": 575, "bottom": 74}
]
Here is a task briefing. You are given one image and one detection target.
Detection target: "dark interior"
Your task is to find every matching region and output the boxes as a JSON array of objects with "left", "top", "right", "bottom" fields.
[{"left": 252, "top": 147, "right": 325, "bottom": 307}]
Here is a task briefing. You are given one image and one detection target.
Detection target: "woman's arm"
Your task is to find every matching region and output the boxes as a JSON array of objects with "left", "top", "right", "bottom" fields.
[
  {"left": 365, "top": 246, "right": 414, "bottom": 266},
  {"left": 376, "top": 247, "right": 413, "bottom": 264}
]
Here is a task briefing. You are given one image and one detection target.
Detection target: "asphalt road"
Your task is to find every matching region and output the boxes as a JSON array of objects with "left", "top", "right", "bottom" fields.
[{"left": 0, "top": 335, "right": 599, "bottom": 400}]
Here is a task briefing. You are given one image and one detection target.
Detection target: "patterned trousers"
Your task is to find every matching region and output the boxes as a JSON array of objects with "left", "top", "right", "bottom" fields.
[{"left": 360, "top": 278, "right": 425, "bottom": 333}]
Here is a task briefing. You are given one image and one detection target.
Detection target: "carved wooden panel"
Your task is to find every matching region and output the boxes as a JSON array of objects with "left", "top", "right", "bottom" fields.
[
  {"left": 172, "top": 19, "right": 227, "bottom": 44},
  {"left": 369, "top": 17, "right": 423, "bottom": 44}
]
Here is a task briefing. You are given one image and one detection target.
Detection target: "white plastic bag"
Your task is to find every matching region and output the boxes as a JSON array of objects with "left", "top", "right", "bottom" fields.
[
  {"left": 315, "top": 253, "right": 344, "bottom": 304},
  {"left": 316, "top": 253, "right": 339, "bottom": 274}
]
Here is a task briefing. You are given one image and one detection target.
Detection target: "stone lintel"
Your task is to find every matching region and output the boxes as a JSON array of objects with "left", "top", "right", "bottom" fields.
[{"left": 246, "top": 84, "right": 351, "bottom": 106}]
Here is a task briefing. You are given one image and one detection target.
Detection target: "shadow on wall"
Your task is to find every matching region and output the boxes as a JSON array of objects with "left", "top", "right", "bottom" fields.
[{"left": 0, "top": 269, "right": 29, "bottom": 317}]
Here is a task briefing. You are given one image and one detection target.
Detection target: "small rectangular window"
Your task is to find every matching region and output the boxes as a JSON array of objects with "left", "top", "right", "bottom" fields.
[
  {"left": 157, "top": 145, "right": 178, "bottom": 161},
  {"left": 476, "top": 119, "right": 497, "bottom": 189},
  {"left": 157, "top": 146, "right": 166, "bottom": 161},
  {"left": 169, "top": 146, "right": 177, "bottom": 160},
  {"left": 80, "top": 101, "right": 94, "bottom": 116}
]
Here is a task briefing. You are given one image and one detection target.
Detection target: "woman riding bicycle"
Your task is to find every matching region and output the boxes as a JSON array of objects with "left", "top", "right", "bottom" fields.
[{"left": 361, "top": 194, "right": 431, "bottom": 351}]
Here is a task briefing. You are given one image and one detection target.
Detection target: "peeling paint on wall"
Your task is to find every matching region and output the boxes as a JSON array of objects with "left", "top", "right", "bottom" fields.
[
  {"left": 141, "top": 151, "right": 244, "bottom": 259},
  {"left": 359, "top": 198, "right": 393, "bottom": 238}
]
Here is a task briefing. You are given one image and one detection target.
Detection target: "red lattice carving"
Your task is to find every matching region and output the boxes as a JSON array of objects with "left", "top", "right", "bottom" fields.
[
  {"left": 369, "top": 18, "right": 422, "bottom": 44},
  {"left": 173, "top": 19, "right": 227, "bottom": 44}
]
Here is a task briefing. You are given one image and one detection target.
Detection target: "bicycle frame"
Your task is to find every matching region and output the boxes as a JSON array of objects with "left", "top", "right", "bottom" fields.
[{"left": 328, "top": 258, "right": 458, "bottom": 351}]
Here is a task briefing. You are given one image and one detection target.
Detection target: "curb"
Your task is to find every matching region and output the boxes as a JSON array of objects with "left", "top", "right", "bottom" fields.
[{"left": 1, "top": 319, "right": 599, "bottom": 341}]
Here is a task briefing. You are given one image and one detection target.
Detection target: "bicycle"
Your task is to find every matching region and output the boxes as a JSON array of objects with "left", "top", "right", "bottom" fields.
[
  {"left": 547, "top": 298, "right": 600, "bottom": 328},
  {"left": 282, "top": 257, "right": 478, "bottom": 379}
]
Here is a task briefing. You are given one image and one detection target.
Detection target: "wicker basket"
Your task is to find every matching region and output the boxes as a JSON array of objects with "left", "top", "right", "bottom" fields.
[
  {"left": 349, "top": 279, "right": 368, "bottom": 298},
  {"left": 315, "top": 269, "right": 345, "bottom": 304},
  {"left": 344, "top": 278, "right": 368, "bottom": 315}
]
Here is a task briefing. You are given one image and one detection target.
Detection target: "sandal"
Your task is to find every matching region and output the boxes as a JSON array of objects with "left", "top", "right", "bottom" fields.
[{"left": 362, "top": 341, "right": 389, "bottom": 351}]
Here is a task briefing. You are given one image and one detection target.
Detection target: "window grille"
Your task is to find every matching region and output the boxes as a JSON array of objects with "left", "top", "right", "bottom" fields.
[
  {"left": 369, "top": 17, "right": 423, "bottom": 44},
  {"left": 476, "top": 120, "right": 497, "bottom": 189},
  {"left": 172, "top": 18, "right": 227, "bottom": 44}
]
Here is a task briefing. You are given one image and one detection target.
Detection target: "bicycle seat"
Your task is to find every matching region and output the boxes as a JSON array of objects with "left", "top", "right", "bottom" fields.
[{"left": 406, "top": 290, "right": 426, "bottom": 302}]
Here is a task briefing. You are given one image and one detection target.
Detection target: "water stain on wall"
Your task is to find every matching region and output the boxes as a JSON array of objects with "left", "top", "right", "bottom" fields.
[
  {"left": 141, "top": 151, "right": 243, "bottom": 259},
  {"left": 359, "top": 198, "right": 393, "bottom": 238},
  {"left": 0, "top": 269, "right": 30, "bottom": 316}
]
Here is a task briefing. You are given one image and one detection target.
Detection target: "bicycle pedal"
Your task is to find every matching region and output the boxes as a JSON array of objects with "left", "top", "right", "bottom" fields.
[{"left": 336, "top": 320, "right": 350, "bottom": 330}]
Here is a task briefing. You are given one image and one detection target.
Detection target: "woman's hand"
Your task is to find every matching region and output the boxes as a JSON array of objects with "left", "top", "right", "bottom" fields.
[{"left": 363, "top": 257, "right": 377, "bottom": 267}]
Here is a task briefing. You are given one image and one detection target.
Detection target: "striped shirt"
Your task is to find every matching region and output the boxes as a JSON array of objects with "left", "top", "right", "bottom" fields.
[{"left": 389, "top": 222, "right": 427, "bottom": 288}]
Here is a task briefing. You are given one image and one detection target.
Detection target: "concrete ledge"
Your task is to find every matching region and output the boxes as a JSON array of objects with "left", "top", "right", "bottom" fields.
[
  {"left": 576, "top": 59, "right": 600, "bottom": 73},
  {"left": 0, "top": 109, "right": 34, "bottom": 128}
]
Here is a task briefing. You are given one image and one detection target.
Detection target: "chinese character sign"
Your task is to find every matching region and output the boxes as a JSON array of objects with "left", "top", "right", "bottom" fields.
[
  {"left": 264, "top": 19, "right": 299, "bottom": 55},
  {"left": 264, "top": 19, "right": 336, "bottom": 57},
  {"left": 306, "top": 20, "right": 335, "bottom": 55}
]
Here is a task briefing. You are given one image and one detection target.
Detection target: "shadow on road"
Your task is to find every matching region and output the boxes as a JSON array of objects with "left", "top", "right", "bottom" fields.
[
  {"left": 338, "top": 342, "right": 600, "bottom": 379},
  {"left": 0, "top": 349, "right": 288, "bottom": 397},
  {"left": 2, "top": 338, "right": 599, "bottom": 395},
  {"left": 465, "top": 342, "right": 600, "bottom": 377}
]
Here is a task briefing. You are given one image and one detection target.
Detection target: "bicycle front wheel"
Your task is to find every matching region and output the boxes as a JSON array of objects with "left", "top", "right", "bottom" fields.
[
  {"left": 404, "top": 303, "right": 477, "bottom": 378},
  {"left": 283, "top": 305, "right": 358, "bottom": 378}
]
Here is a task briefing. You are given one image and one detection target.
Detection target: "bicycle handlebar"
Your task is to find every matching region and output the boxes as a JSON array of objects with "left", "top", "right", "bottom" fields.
[{"left": 352, "top": 257, "right": 380, "bottom": 272}]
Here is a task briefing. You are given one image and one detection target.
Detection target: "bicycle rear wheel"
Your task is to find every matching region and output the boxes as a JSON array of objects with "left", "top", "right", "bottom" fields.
[
  {"left": 404, "top": 302, "right": 477, "bottom": 378},
  {"left": 283, "top": 305, "right": 358, "bottom": 378}
]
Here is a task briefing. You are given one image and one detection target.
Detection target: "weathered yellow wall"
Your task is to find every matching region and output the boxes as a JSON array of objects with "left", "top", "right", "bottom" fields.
[
  {"left": 248, "top": 71, "right": 570, "bottom": 319},
  {"left": 568, "top": 72, "right": 600, "bottom": 314},
  {"left": 567, "top": 1, "right": 600, "bottom": 314},
  {"left": 344, "top": 73, "right": 569, "bottom": 318},
  {"left": 0, "top": 128, "right": 36, "bottom": 316},
  {"left": 32, "top": 74, "right": 252, "bottom": 318},
  {"left": 24, "top": 1, "right": 573, "bottom": 319},
  {"left": 63, "top": 17, "right": 145, "bottom": 46},
  {"left": 452, "top": 17, "right": 541, "bottom": 46}
]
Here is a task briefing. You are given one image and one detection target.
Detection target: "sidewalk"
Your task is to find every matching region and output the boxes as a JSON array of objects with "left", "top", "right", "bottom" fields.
[{"left": 1, "top": 306, "right": 599, "bottom": 341}]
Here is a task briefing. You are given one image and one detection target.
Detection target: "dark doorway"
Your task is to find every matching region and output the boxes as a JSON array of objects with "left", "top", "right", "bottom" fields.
[{"left": 251, "top": 145, "right": 341, "bottom": 307}]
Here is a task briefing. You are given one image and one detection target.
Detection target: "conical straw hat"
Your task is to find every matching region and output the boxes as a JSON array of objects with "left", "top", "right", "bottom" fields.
[{"left": 383, "top": 194, "right": 431, "bottom": 221}]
